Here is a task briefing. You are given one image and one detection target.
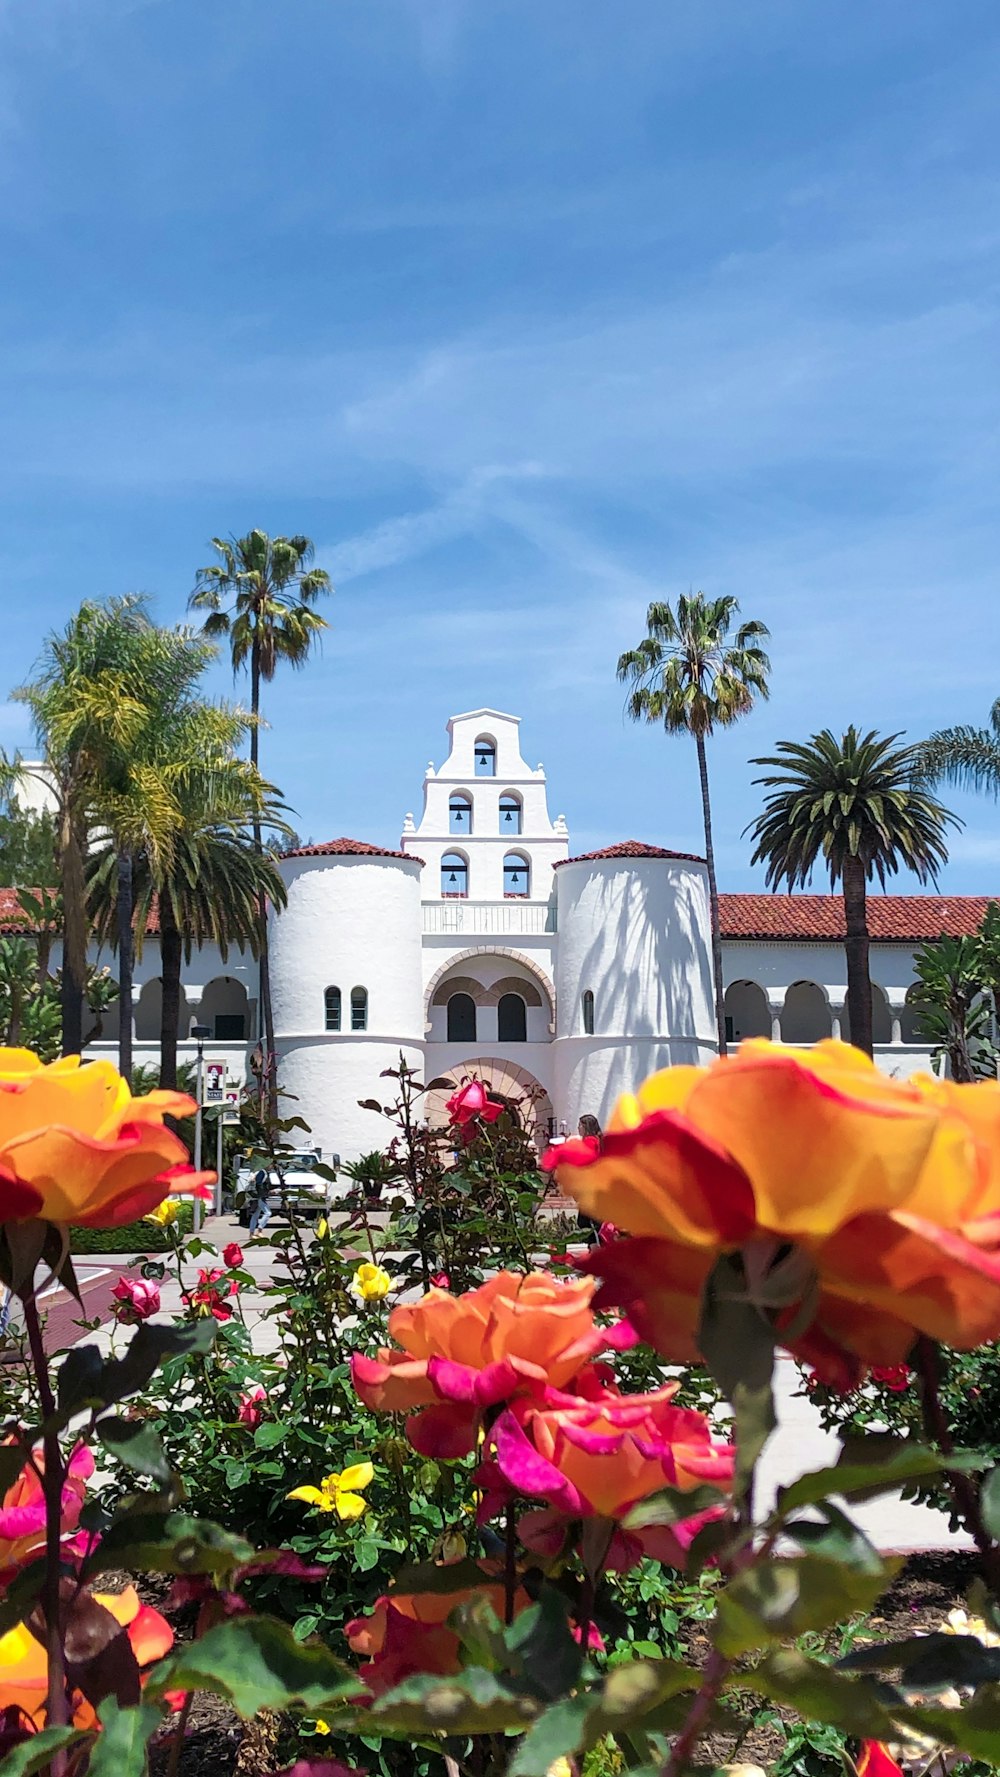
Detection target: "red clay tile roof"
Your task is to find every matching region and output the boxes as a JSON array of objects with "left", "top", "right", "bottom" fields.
[
  {"left": 719, "top": 893, "right": 994, "bottom": 942},
  {"left": 0, "top": 887, "right": 47, "bottom": 933},
  {"left": 281, "top": 837, "right": 423, "bottom": 863},
  {"left": 556, "top": 840, "right": 707, "bottom": 867}
]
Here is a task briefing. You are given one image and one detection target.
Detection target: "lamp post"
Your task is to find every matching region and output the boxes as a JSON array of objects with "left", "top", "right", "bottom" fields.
[{"left": 191, "top": 1024, "right": 211, "bottom": 1232}]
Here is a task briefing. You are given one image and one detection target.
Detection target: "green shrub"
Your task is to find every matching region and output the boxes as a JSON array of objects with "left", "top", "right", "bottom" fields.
[{"left": 70, "top": 1203, "right": 194, "bottom": 1254}]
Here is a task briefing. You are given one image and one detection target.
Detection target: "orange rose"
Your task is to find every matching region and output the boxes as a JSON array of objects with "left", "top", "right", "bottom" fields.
[
  {"left": 347, "top": 1570, "right": 529, "bottom": 1698},
  {"left": 0, "top": 1049, "right": 214, "bottom": 1229},
  {"left": 0, "top": 1442, "right": 94, "bottom": 1578},
  {"left": 548, "top": 1041, "right": 1000, "bottom": 1381},
  {"left": 493, "top": 1380, "right": 734, "bottom": 1523},
  {"left": 352, "top": 1270, "right": 620, "bottom": 1457},
  {"left": 0, "top": 1585, "right": 173, "bottom": 1730}
]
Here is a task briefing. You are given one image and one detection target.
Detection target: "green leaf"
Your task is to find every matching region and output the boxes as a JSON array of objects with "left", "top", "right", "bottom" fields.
[
  {"left": 714, "top": 1553, "right": 898, "bottom": 1657},
  {"left": 92, "top": 1320, "right": 216, "bottom": 1409},
  {"left": 508, "top": 1695, "right": 594, "bottom": 1776},
  {"left": 0, "top": 1440, "right": 31, "bottom": 1497},
  {"left": 391, "top": 1558, "right": 496, "bottom": 1596},
  {"left": 148, "top": 1615, "right": 363, "bottom": 1718},
  {"left": 254, "top": 1421, "right": 286, "bottom": 1450},
  {"left": 354, "top": 1538, "right": 380, "bottom": 1573},
  {"left": 505, "top": 1586, "right": 582, "bottom": 1703},
  {"left": 784, "top": 1503, "right": 884, "bottom": 1573},
  {"left": 97, "top": 1417, "right": 172, "bottom": 1483},
  {"left": 625, "top": 1483, "right": 725, "bottom": 1532},
  {"left": 0, "top": 1558, "right": 47, "bottom": 1637},
  {"left": 87, "top": 1511, "right": 256, "bottom": 1578},
  {"left": 87, "top": 1699, "right": 163, "bottom": 1775},
  {"left": 370, "top": 1667, "right": 541, "bottom": 1735},
  {"left": 777, "top": 1442, "right": 986, "bottom": 1514},
  {"left": 749, "top": 1649, "right": 898, "bottom": 1740},
  {"left": 840, "top": 1632, "right": 1000, "bottom": 1688},
  {"left": 57, "top": 1343, "right": 105, "bottom": 1413},
  {"left": 698, "top": 1253, "right": 775, "bottom": 1495},
  {"left": 980, "top": 1466, "right": 1000, "bottom": 1540},
  {"left": 0, "top": 1727, "right": 90, "bottom": 1775}
]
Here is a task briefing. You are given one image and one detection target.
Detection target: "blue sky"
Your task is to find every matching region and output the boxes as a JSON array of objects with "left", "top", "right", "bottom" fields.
[{"left": 1, "top": 0, "right": 999, "bottom": 889}]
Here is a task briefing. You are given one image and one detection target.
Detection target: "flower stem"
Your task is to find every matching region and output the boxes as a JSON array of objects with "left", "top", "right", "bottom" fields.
[
  {"left": 660, "top": 1646, "right": 731, "bottom": 1777},
  {"left": 22, "top": 1289, "right": 70, "bottom": 1754},
  {"left": 915, "top": 1335, "right": 1000, "bottom": 1592},
  {"left": 504, "top": 1510, "right": 517, "bottom": 1626}
]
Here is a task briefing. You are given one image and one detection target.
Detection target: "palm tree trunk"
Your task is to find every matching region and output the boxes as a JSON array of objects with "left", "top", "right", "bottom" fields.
[
  {"left": 159, "top": 888, "right": 183, "bottom": 1091},
  {"left": 842, "top": 854, "right": 873, "bottom": 1057},
  {"left": 117, "top": 848, "right": 134, "bottom": 1081},
  {"left": 695, "top": 732, "right": 728, "bottom": 1057},
  {"left": 250, "top": 635, "right": 278, "bottom": 1119},
  {"left": 59, "top": 803, "right": 87, "bottom": 1057}
]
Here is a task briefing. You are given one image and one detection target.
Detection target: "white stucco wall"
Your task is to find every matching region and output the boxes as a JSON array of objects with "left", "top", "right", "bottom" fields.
[
  {"left": 403, "top": 708, "right": 568, "bottom": 903},
  {"left": 269, "top": 852, "right": 425, "bottom": 1159},
  {"left": 552, "top": 855, "right": 717, "bottom": 1128}
]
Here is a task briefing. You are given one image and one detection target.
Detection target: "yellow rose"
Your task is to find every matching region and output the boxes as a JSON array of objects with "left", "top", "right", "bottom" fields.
[
  {"left": 0, "top": 1049, "right": 213, "bottom": 1230},
  {"left": 287, "top": 1462, "right": 374, "bottom": 1520},
  {"left": 350, "top": 1262, "right": 392, "bottom": 1304},
  {"left": 145, "top": 1197, "right": 180, "bottom": 1229}
]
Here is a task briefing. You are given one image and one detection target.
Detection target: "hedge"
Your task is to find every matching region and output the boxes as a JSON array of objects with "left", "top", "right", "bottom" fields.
[{"left": 70, "top": 1203, "right": 195, "bottom": 1255}]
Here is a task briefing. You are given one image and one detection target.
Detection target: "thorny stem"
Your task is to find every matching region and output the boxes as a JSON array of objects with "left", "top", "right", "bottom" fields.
[
  {"left": 22, "top": 1290, "right": 70, "bottom": 1767},
  {"left": 661, "top": 1646, "right": 731, "bottom": 1777},
  {"left": 915, "top": 1335, "right": 1000, "bottom": 1594},
  {"left": 165, "top": 1690, "right": 194, "bottom": 1777}
]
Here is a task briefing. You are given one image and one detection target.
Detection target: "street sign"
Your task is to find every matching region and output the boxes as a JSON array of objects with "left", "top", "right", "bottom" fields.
[{"left": 222, "top": 1084, "right": 242, "bottom": 1124}]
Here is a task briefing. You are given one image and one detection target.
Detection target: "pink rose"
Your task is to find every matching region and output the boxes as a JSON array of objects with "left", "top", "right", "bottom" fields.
[
  {"left": 223, "top": 1242, "right": 244, "bottom": 1269},
  {"left": 111, "top": 1275, "right": 160, "bottom": 1324},
  {"left": 444, "top": 1080, "right": 503, "bottom": 1129},
  {"left": 430, "top": 1272, "right": 450, "bottom": 1290},
  {"left": 237, "top": 1386, "right": 267, "bottom": 1429}
]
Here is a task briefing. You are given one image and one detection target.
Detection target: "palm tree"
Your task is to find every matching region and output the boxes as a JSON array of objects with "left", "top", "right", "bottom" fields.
[
  {"left": 189, "top": 532, "right": 331, "bottom": 1111},
  {"left": 747, "top": 728, "right": 956, "bottom": 1057},
  {"left": 617, "top": 593, "right": 771, "bottom": 1056},
  {"left": 89, "top": 742, "right": 289, "bottom": 1088},
  {"left": 11, "top": 598, "right": 168, "bottom": 1056},
  {"left": 916, "top": 699, "right": 1000, "bottom": 799}
]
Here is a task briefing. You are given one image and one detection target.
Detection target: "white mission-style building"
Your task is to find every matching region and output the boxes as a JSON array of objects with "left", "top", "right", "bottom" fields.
[{"left": 5, "top": 708, "right": 992, "bottom": 1161}]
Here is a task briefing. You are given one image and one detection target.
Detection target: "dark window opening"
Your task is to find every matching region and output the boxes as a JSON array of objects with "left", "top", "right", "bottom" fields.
[
  {"left": 498, "top": 992, "right": 527, "bottom": 1042},
  {"left": 446, "top": 992, "right": 477, "bottom": 1042}
]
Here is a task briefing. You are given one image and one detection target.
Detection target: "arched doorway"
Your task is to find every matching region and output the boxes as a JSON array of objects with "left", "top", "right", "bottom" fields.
[{"left": 425, "top": 1058, "right": 554, "bottom": 1150}]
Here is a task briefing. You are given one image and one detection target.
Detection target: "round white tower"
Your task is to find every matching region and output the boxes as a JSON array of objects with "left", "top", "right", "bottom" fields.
[
  {"left": 270, "top": 840, "right": 425, "bottom": 1162},
  {"left": 552, "top": 842, "right": 717, "bottom": 1131}
]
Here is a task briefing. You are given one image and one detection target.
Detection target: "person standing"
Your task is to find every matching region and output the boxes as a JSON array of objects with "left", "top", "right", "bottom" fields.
[{"left": 248, "top": 1164, "right": 272, "bottom": 1235}]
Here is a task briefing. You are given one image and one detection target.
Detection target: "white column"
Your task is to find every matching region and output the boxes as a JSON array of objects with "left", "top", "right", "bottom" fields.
[
  {"left": 769, "top": 1006, "right": 782, "bottom": 1042},
  {"left": 890, "top": 1014, "right": 902, "bottom": 1045}
]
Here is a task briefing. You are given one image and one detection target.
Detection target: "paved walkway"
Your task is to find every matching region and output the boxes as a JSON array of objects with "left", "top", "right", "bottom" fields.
[{"left": 25, "top": 1212, "right": 972, "bottom": 1555}]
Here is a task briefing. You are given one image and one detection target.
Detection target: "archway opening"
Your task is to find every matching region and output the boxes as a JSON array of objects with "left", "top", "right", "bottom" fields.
[
  {"left": 723, "top": 980, "right": 770, "bottom": 1043},
  {"left": 781, "top": 981, "right": 831, "bottom": 1045}
]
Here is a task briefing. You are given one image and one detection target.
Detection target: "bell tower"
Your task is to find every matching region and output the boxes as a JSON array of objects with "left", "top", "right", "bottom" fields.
[{"left": 401, "top": 709, "right": 569, "bottom": 903}]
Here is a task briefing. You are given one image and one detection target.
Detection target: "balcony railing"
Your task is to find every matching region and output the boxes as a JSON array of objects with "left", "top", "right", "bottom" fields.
[{"left": 422, "top": 900, "right": 557, "bottom": 936}]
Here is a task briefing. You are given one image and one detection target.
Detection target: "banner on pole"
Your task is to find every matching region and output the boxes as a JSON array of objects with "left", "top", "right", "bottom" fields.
[
  {"left": 222, "top": 1083, "right": 242, "bottom": 1124},
  {"left": 204, "top": 1059, "right": 226, "bottom": 1104}
]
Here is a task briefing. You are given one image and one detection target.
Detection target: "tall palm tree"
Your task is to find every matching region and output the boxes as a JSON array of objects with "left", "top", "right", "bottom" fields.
[
  {"left": 11, "top": 598, "right": 173, "bottom": 1056},
  {"left": 617, "top": 593, "right": 771, "bottom": 1056},
  {"left": 747, "top": 728, "right": 956, "bottom": 1057},
  {"left": 189, "top": 532, "right": 331, "bottom": 1112},
  {"left": 916, "top": 698, "right": 1000, "bottom": 799},
  {"left": 89, "top": 742, "right": 289, "bottom": 1088}
]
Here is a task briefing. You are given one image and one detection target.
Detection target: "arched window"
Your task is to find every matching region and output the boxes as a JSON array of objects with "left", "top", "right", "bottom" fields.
[
  {"left": 503, "top": 852, "right": 530, "bottom": 897},
  {"left": 582, "top": 989, "right": 595, "bottom": 1035},
  {"left": 446, "top": 992, "right": 477, "bottom": 1042},
  {"left": 449, "top": 792, "right": 473, "bottom": 835},
  {"left": 350, "top": 986, "right": 368, "bottom": 1032},
  {"left": 441, "top": 851, "right": 469, "bottom": 898},
  {"left": 200, "top": 976, "right": 251, "bottom": 1041},
  {"left": 498, "top": 993, "right": 527, "bottom": 1042},
  {"left": 499, "top": 792, "right": 522, "bottom": 835},
  {"left": 474, "top": 736, "right": 496, "bottom": 776},
  {"left": 324, "top": 986, "right": 342, "bottom": 1032}
]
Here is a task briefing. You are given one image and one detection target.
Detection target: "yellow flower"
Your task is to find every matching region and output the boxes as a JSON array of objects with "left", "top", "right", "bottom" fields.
[
  {"left": 547, "top": 1760, "right": 573, "bottom": 1777},
  {"left": 350, "top": 1262, "right": 391, "bottom": 1304},
  {"left": 314, "top": 1719, "right": 331, "bottom": 1735},
  {"left": 145, "top": 1198, "right": 180, "bottom": 1229},
  {"left": 286, "top": 1461, "right": 374, "bottom": 1520},
  {"left": 314, "top": 1217, "right": 329, "bottom": 1241}
]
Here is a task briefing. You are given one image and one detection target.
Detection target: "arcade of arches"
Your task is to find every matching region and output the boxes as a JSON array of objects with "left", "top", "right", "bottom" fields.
[
  {"left": 723, "top": 979, "right": 923, "bottom": 1048},
  {"left": 133, "top": 975, "right": 255, "bottom": 1044}
]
